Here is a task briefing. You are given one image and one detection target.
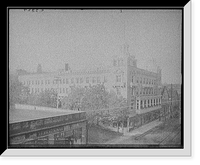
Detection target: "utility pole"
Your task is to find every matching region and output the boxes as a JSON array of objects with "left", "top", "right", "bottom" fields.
[
  {"left": 54, "top": 77, "right": 61, "bottom": 109},
  {"left": 171, "top": 83, "right": 173, "bottom": 118}
]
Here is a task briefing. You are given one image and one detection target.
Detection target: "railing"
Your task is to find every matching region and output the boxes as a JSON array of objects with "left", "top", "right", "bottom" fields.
[{"left": 14, "top": 104, "right": 68, "bottom": 112}]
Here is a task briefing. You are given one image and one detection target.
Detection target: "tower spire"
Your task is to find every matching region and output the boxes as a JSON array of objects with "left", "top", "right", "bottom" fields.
[{"left": 120, "top": 10, "right": 131, "bottom": 57}]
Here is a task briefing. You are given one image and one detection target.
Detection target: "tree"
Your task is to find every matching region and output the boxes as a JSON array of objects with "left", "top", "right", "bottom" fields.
[
  {"left": 27, "top": 89, "right": 57, "bottom": 108},
  {"left": 9, "top": 75, "right": 30, "bottom": 106},
  {"left": 61, "top": 84, "right": 109, "bottom": 111},
  {"left": 62, "top": 86, "right": 86, "bottom": 110},
  {"left": 37, "top": 90, "right": 57, "bottom": 108}
]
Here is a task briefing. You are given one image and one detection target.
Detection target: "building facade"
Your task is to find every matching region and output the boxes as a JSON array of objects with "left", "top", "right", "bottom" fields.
[{"left": 18, "top": 44, "right": 162, "bottom": 114}]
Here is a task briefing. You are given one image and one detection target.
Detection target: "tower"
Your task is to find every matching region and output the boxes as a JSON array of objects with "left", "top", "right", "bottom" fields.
[{"left": 157, "top": 66, "right": 162, "bottom": 86}]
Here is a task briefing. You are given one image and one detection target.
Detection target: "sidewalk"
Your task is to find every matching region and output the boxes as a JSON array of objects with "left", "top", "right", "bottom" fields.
[{"left": 104, "top": 119, "right": 163, "bottom": 144}]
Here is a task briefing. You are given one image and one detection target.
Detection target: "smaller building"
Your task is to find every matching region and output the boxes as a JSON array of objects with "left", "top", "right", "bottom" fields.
[
  {"left": 9, "top": 104, "right": 87, "bottom": 147},
  {"left": 160, "top": 85, "right": 181, "bottom": 120},
  {"left": 160, "top": 86, "right": 170, "bottom": 120}
]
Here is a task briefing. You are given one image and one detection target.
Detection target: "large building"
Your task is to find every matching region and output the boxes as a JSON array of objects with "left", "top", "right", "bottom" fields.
[
  {"left": 9, "top": 104, "right": 87, "bottom": 147},
  {"left": 18, "top": 44, "right": 162, "bottom": 114}
]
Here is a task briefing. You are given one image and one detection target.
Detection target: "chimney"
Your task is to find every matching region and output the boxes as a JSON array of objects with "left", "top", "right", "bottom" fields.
[
  {"left": 65, "top": 63, "right": 69, "bottom": 71},
  {"left": 37, "top": 64, "right": 42, "bottom": 73}
]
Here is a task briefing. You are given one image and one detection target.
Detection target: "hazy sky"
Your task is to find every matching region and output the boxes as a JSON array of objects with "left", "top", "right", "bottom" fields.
[{"left": 9, "top": 9, "right": 182, "bottom": 84}]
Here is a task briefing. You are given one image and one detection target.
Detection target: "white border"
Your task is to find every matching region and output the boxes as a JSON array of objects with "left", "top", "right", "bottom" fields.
[{"left": 3, "top": 3, "right": 191, "bottom": 157}]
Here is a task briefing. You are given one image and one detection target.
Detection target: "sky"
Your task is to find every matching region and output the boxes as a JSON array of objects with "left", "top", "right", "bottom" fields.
[{"left": 9, "top": 9, "right": 182, "bottom": 84}]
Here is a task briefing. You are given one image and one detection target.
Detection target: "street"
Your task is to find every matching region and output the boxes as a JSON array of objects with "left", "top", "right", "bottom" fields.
[{"left": 104, "top": 118, "right": 181, "bottom": 147}]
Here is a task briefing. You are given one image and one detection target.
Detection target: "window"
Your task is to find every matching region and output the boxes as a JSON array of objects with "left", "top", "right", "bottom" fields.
[
  {"left": 41, "top": 80, "right": 43, "bottom": 85},
  {"left": 86, "top": 77, "right": 89, "bottom": 83},
  {"left": 76, "top": 78, "right": 79, "bottom": 84},
  {"left": 140, "top": 100, "right": 143, "bottom": 109},
  {"left": 80, "top": 78, "right": 83, "bottom": 83},
  {"left": 118, "top": 59, "right": 120, "bottom": 66},
  {"left": 113, "top": 59, "right": 117, "bottom": 66},
  {"left": 116, "top": 88, "right": 121, "bottom": 95},
  {"left": 63, "top": 79, "right": 65, "bottom": 84},
  {"left": 71, "top": 78, "right": 74, "bottom": 83},
  {"left": 63, "top": 88, "right": 65, "bottom": 93},
  {"left": 97, "top": 77, "right": 100, "bottom": 83},
  {"left": 131, "top": 102, "right": 134, "bottom": 109},
  {"left": 116, "top": 75, "right": 121, "bottom": 82},
  {"left": 132, "top": 88, "right": 134, "bottom": 96},
  {"left": 120, "top": 59, "right": 124, "bottom": 66},
  {"left": 104, "top": 76, "right": 107, "bottom": 83},
  {"left": 136, "top": 100, "right": 139, "bottom": 110},
  {"left": 66, "top": 78, "right": 68, "bottom": 84},
  {"left": 92, "top": 77, "right": 96, "bottom": 83}
]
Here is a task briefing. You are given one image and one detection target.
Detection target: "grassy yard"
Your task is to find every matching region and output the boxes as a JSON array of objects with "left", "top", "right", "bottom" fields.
[{"left": 87, "top": 124, "right": 123, "bottom": 144}]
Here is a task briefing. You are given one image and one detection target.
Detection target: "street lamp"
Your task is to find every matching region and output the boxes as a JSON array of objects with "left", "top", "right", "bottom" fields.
[{"left": 54, "top": 76, "right": 61, "bottom": 109}]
